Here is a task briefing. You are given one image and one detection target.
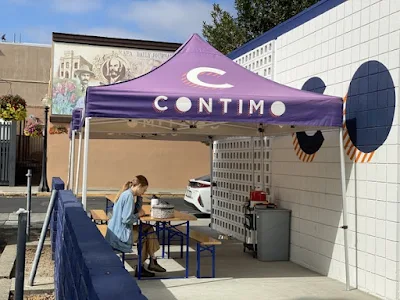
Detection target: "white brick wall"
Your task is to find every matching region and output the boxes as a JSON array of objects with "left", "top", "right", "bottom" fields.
[
  {"left": 234, "top": 41, "right": 276, "bottom": 79},
  {"left": 212, "top": 137, "right": 271, "bottom": 241},
  {"left": 221, "top": 0, "right": 400, "bottom": 299},
  {"left": 273, "top": 1, "right": 400, "bottom": 299}
]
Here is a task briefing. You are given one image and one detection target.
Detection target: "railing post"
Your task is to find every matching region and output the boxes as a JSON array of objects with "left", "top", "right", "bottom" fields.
[
  {"left": 26, "top": 169, "right": 32, "bottom": 240},
  {"left": 15, "top": 208, "right": 28, "bottom": 300}
]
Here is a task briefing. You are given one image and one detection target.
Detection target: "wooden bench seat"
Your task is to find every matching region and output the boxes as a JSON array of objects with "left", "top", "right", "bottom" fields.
[
  {"left": 90, "top": 209, "right": 109, "bottom": 224},
  {"left": 167, "top": 225, "right": 221, "bottom": 278},
  {"left": 96, "top": 224, "right": 107, "bottom": 237},
  {"left": 174, "top": 226, "right": 221, "bottom": 246}
]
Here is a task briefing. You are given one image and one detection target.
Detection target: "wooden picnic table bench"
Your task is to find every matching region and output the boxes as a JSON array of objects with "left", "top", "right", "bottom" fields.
[
  {"left": 167, "top": 225, "right": 221, "bottom": 278},
  {"left": 90, "top": 209, "right": 109, "bottom": 224}
]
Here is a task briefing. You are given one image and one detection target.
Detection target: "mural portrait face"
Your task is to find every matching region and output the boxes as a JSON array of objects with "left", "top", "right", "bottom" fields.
[
  {"left": 103, "top": 57, "right": 126, "bottom": 84},
  {"left": 79, "top": 72, "right": 92, "bottom": 87}
]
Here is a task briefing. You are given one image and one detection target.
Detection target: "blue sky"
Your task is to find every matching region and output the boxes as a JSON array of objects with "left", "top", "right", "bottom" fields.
[{"left": 2, "top": 0, "right": 235, "bottom": 45}]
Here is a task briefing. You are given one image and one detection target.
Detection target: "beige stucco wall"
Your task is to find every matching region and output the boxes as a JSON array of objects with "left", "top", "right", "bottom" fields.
[
  {"left": 1, "top": 42, "right": 210, "bottom": 188},
  {"left": 47, "top": 130, "right": 210, "bottom": 190},
  {"left": 0, "top": 43, "right": 51, "bottom": 106}
]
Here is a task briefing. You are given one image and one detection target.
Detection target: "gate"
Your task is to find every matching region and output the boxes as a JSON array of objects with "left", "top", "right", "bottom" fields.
[
  {"left": 0, "top": 120, "right": 17, "bottom": 186},
  {"left": 15, "top": 120, "right": 43, "bottom": 186}
]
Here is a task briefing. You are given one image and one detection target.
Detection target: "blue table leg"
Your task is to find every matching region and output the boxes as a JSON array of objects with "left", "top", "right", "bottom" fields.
[
  {"left": 156, "top": 222, "right": 160, "bottom": 240},
  {"left": 162, "top": 222, "right": 166, "bottom": 258},
  {"left": 180, "top": 235, "right": 183, "bottom": 258},
  {"left": 137, "top": 222, "right": 143, "bottom": 280},
  {"left": 167, "top": 226, "right": 171, "bottom": 258},
  {"left": 212, "top": 246, "right": 216, "bottom": 278},
  {"left": 196, "top": 243, "right": 200, "bottom": 278},
  {"left": 186, "top": 221, "right": 189, "bottom": 278}
]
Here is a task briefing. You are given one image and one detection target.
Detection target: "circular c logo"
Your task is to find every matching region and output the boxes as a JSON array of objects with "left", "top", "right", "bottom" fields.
[{"left": 186, "top": 67, "right": 234, "bottom": 89}]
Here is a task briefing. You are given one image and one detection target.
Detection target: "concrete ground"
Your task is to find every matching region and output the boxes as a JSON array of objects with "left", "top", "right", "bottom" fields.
[
  {"left": 133, "top": 219, "right": 378, "bottom": 300},
  {"left": 0, "top": 197, "right": 379, "bottom": 300}
]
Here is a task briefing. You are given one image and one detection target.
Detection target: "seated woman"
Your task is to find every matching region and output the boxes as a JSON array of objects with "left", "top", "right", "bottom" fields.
[{"left": 105, "top": 175, "right": 166, "bottom": 277}]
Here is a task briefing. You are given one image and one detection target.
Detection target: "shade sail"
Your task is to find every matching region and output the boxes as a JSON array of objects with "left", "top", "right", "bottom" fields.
[{"left": 84, "top": 34, "right": 343, "bottom": 129}]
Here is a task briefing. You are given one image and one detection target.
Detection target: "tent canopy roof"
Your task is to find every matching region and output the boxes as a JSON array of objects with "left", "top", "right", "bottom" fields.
[{"left": 80, "top": 33, "right": 343, "bottom": 139}]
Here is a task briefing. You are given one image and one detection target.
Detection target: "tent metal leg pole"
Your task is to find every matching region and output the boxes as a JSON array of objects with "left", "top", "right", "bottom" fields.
[
  {"left": 66, "top": 138, "right": 72, "bottom": 190},
  {"left": 82, "top": 118, "right": 91, "bottom": 211},
  {"left": 209, "top": 138, "right": 214, "bottom": 229},
  {"left": 261, "top": 132, "right": 265, "bottom": 192},
  {"left": 251, "top": 137, "right": 255, "bottom": 189},
  {"left": 70, "top": 130, "right": 76, "bottom": 191},
  {"left": 339, "top": 127, "right": 350, "bottom": 291},
  {"left": 74, "top": 132, "right": 83, "bottom": 196}
]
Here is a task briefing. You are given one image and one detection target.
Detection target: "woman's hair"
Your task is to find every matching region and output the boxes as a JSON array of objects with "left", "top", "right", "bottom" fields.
[{"left": 114, "top": 175, "right": 149, "bottom": 202}]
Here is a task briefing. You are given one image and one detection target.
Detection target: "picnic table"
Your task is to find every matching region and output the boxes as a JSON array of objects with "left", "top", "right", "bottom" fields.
[{"left": 137, "top": 205, "right": 197, "bottom": 280}]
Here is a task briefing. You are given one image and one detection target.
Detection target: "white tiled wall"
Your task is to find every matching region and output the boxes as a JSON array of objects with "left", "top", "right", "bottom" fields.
[
  {"left": 212, "top": 137, "right": 271, "bottom": 241},
  {"left": 272, "top": 1, "right": 400, "bottom": 299},
  {"left": 221, "top": 0, "right": 400, "bottom": 299},
  {"left": 234, "top": 41, "right": 275, "bottom": 79}
]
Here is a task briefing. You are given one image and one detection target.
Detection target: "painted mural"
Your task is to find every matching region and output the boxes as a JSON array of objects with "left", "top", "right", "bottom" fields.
[
  {"left": 51, "top": 43, "right": 174, "bottom": 115},
  {"left": 293, "top": 60, "right": 396, "bottom": 163}
]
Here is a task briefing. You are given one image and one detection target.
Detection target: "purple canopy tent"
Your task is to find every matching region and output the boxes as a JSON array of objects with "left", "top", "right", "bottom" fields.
[
  {"left": 76, "top": 33, "right": 349, "bottom": 287},
  {"left": 66, "top": 108, "right": 82, "bottom": 193}
]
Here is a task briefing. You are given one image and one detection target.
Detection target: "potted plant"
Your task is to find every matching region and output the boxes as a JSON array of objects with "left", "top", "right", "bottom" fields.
[
  {"left": 0, "top": 94, "right": 27, "bottom": 121},
  {"left": 23, "top": 117, "right": 43, "bottom": 137},
  {"left": 49, "top": 125, "right": 68, "bottom": 135}
]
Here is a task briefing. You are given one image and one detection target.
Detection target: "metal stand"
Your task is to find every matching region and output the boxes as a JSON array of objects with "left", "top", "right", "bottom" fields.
[
  {"left": 29, "top": 190, "right": 57, "bottom": 286},
  {"left": 243, "top": 202, "right": 257, "bottom": 258},
  {"left": 15, "top": 208, "right": 28, "bottom": 300},
  {"left": 339, "top": 127, "right": 350, "bottom": 290},
  {"left": 38, "top": 106, "right": 49, "bottom": 192},
  {"left": 69, "top": 130, "right": 76, "bottom": 191},
  {"left": 26, "top": 169, "right": 32, "bottom": 240},
  {"left": 74, "top": 131, "right": 83, "bottom": 196},
  {"left": 82, "top": 117, "right": 91, "bottom": 211}
]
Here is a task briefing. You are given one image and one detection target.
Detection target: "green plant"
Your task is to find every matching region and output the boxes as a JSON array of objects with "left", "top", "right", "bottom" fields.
[{"left": 0, "top": 94, "right": 27, "bottom": 121}]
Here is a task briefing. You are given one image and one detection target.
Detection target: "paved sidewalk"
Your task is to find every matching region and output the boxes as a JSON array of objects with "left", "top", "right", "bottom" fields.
[{"left": 0, "top": 213, "right": 46, "bottom": 227}]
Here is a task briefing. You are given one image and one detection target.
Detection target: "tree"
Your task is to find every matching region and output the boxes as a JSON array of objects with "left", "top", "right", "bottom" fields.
[
  {"left": 202, "top": 4, "right": 247, "bottom": 55},
  {"left": 202, "top": 0, "right": 319, "bottom": 54}
]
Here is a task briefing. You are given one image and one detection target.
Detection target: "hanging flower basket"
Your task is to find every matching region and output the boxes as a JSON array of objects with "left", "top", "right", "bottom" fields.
[
  {"left": 0, "top": 94, "right": 27, "bottom": 121},
  {"left": 24, "top": 122, "right": 43, "bottom": 137},
  {"left": 49, "top": 125, "right": 68, "bottom": 135}
]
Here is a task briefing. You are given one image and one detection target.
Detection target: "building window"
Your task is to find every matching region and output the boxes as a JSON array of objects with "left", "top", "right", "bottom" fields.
[
  {"left": 268, "top": 67, "right": 271, "bottom": 75},
  {"left": 61, "top": 71, "right": 64, "bottom": 77},
  {"left": 65, "top": 71, "right": 69, "bottom": 78},
  {"left": 66, "top": 62, "right": 70, "bottom": 68},
  {"left": 265, "top": 45, "right": 268, "bottom": 52},
  {"left": 260, "top": 59, "right": 263, "bottom": 66},
  {"left": 252, "top": 62, "right": 255, "bottom": 69},
  {"left": 256, "top": 61, "right": 259, "bottom": 68},
  {"left": 61, "top": 63, "right": 64, "bottom": 69},
  {"left": 74, "top": 62, "right": 78, "bottom": 69},
  {"left": 269, "top": 43, "right": 272, "bottom": 51},
  {"left": 257, "top": 49, "right": 259, "bottom": 56},
  {"left": 269, "top": 55, "right": 272, "bottom": 63},
  {"left": 261, "top": 48, "right": 263, "bottom": 55},
  {"left": 253, "top": 52, "right": 255, "bottom": 58},
  {"left": 264, "top": 69, "right": 266, "bottom": 76},
  {"left": 264, "top": 57, "right": 267, "bottom": 64}
]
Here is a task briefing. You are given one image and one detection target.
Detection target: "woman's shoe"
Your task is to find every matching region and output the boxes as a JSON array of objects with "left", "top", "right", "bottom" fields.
[
  {"left": 134, "top": 265, "right": 155, "bottom": 277},
  {"left": 148, "top": 258, "right": 166, "bottom": 272}
]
